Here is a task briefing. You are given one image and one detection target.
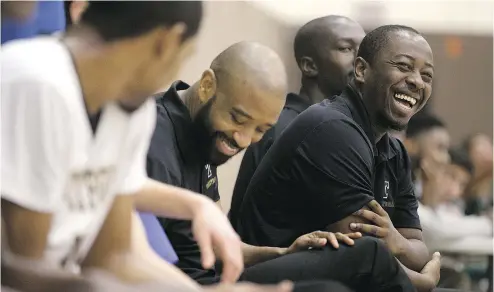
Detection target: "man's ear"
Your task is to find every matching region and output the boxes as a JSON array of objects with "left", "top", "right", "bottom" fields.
[
  {"left": 198, "top": 69, "right": 217, "bottom": 103},
  {"left": 69, "top": 0, "right": 89, "bottom": 24},
  {"left": 300, "top": 56, "right": 318, "bottom": 78},
  {"left": 354, "top": 56, "right": 369, "bottom": 84}
]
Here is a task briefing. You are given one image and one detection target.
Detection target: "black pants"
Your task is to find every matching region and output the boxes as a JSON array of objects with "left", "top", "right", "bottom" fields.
[{"left": 240, "top": 237, "right": 416, "bottom": 292}]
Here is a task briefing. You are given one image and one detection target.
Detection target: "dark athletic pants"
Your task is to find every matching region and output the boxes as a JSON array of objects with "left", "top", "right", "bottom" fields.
[{"left": 240, "top": 237, "right": 416, "bottom": 292}]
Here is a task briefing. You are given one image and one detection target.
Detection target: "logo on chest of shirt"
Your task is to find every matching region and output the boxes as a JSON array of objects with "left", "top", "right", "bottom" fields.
[
  {"left": 64, "top": 167, "right": 116, "bottom": 212},
  {"left": 382, "top": 180, "right": 395, "bottom": 208},
  {"left": 203, "top": 164, "right": 217, "bottom": 191}
]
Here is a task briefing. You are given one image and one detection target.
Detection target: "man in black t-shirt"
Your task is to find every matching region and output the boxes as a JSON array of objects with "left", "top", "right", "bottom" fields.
[
  {"left": 230, "top": 16, "right": 365, "bottom": 226},
  {"left": 237, "top": 25, "right": 442, "bottom": 292},
  {"left": 145, "top": 42, "right": 416, "bottom": 292}
]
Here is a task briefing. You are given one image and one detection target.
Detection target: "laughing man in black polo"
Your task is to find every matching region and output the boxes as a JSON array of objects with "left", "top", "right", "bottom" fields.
[
  {"left": 236, "top": 25, "right": 441, "bottom": 292},
  {"left": 230, "top": 15, "right": 366, "bottom": 226},
  {"left": 143, "top": 41, "right": 417, "bottom": 292}
]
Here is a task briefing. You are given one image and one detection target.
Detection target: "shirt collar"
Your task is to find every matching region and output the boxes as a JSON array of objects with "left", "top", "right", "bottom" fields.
[
  {"left": 156, "top": 80, "right": 203, "bottom": 164},
  {"left": 337, "top": 83, "right": 396, "bottom": 160},
  {"left": 284, "top": 93, "right": 311, "bottom": 113}
]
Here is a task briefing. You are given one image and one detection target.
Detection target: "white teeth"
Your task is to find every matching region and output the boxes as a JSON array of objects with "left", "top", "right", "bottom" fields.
[
  {"left": 221, "top": 138, "right": 237, "bottom": 151},
  {"left": 394, "top": 93, "right": 417, "bottom": 106}
]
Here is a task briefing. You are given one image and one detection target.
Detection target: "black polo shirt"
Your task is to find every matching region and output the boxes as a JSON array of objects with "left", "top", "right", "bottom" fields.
[
  {"left": 236, "top": 84, "right": 421, "bottom": 247},
  {"left": 229, "top": 93, "right": 311, "bottom": 227},
  {"left": 147, "top": 81, "right": 221, "bottom": 284}
]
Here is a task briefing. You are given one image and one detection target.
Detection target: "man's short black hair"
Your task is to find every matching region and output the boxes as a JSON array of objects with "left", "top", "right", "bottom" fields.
[
  {"left": 406, "top": 113, "right": 446, "bottom": 138},
  {"left": 357, "top": 24, "right": 420, "bottom": 65},
  {"left": 81, "top": 1, "right": 202, "bottom": 42},
  {"left": 293, "top": 15, "right": 354, "bottom": 67},
  {"left": 450, "top": 147, "right": 474, "bottom": 175}
]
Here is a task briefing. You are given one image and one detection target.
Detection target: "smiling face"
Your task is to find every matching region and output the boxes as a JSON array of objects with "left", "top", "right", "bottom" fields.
[
  {"left": 356, "top": 30, "right": 434, "bottom": 131},
  {"left": 193, "top": 69, "right": 285, "bottom": 166}
]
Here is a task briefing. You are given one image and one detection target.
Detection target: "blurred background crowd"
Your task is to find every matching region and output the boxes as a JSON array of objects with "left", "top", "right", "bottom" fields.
[{"left": 2, "top": 1, "right": 493, "bottom": 291}]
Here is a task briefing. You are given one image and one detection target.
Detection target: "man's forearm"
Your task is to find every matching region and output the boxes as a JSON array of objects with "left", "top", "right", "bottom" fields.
[
  {"left": 122, "top": 212, "right": 200, "bottom": 290},
  {"left": 241, "top": 242, "right": 285, "bottom": 267},
  {"left": 134, "top": 178, "right": 210, "bottom": 220},
  {"left": 395, "top": 238, "right": 430, "bottom": 272}
]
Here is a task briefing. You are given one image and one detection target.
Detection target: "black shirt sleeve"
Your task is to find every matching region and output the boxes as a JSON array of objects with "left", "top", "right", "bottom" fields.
[
  {"left": 391, "top": 140, "right": 422, "bottom": 230},
  {"left": 294, "top": 119, "right": 375, "bottom": 227}
]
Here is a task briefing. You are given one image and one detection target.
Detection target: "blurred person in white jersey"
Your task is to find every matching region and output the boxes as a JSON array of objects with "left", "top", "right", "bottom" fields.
[{"left": 0, "top": 1, "right": 276, "bottom": 291}]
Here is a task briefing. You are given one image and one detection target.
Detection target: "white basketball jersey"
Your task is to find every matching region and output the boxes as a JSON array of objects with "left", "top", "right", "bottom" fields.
[{"left": 1, "top": 37, "right": 156, "bottom": 271}]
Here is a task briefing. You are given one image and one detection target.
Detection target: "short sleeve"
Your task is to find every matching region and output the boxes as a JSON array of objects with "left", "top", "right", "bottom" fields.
[
  {"left": 294, "top": 119, "right": 375, "bottom": 226},
  {"left": 391, "top": 140, "right": 421, "bottom": 229},
  {"left": 1, "top": 78, "right": 70, "bottom": 213},
  {"left": 117, "top": 100, "right": 156, "bottom": 195}
]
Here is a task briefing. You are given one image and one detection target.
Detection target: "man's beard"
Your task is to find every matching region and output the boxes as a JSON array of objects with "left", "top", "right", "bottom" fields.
[{"left": 192, "top": 98, "right": 242, "bottom": 166}]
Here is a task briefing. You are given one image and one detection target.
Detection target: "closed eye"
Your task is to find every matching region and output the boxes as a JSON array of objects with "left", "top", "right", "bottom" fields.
[
  {"left": 338, "top": 47, "right": 352, "bottom": 52},
  {"left": 396, "top": 62, "right": 413, "bottom": 71},
  {"left": 230, "top": 113, "right": 245, "bottom": 125}
]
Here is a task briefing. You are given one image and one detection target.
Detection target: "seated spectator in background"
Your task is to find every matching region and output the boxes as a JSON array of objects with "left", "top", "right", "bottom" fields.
[
  {"left": 417, "top": 148, "right": 492, "bottom": 290},
  {"left": 404, "top": 113, "right": 450, "bottom": 198},
  {"left": 236, "top": 25, "right": 441, "bottom": 292},
  {"left": 462, "top": 134, "right": 493, "bottom": 217},
  {"left": 230, "top": 16, "right": 366, "bottom": 225},
  {"left": 417, "top": 148, "right": 492, "bottom": 255}
]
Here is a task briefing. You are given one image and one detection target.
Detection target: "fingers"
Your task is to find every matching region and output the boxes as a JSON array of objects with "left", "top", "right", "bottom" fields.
[
  {"left": 431, "top": 251, "right": 441, "bottom": 262},
  {"left": 312, "top": 231, "right": 361, "bottom": 248},
  {"left": 327, "top": 232, "right": 339, "bottom": 249},
  {"left": 218, "top": 236, "right": 243, "bottom": 283},
  {"left": 367, "top": 200, "right": 388, "bottom": 217},
  {"left": 354, "top": 209, "right": 386, "bottom": 226},
  {"left": 194, "top": 229, "right": 215, "bottom": 270},
  {"left": 335, "top": 232, "right": 361, "bottom": 246},
  {"left": 349, "top": 223, "right": 385, "bottom": 237},
  {"left": 345, "top": 232, "right": 363, "bottom": 239}
]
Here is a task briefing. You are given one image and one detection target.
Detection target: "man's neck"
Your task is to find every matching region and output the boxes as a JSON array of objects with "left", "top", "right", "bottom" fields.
[
  {"left": 63, "top": 29, "right": 135, "bottom": 114},
  {"left": 299, "top": 79, "right": 328, "bottom": 105},
  {"left": 350, "top": 80, "right": 387, "bottom": 143},
  {"left": 180, "top": 82, "right": 202, "bottom": 119}
]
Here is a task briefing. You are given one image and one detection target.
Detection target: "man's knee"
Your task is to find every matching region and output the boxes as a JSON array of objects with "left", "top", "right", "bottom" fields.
[{"left": 351, "top": 236, "right": 391, "bottom": 259}]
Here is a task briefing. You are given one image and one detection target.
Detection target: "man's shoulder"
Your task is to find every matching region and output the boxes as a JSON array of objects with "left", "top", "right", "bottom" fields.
[
  {"left": 2, "top": 37, "right": 80, "bottom": 106},
  {"left": 293, "top": 101, "right": 367, "bottom": 142},
  {"left": 2, "top": 37, "right": 69, "bottom": 80},
  {"left": 147, "top": 100, "right": 180, "bottom": 165}
]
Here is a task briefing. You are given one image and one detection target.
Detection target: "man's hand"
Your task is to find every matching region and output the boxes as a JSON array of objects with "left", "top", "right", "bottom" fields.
[
  {"left": 191, "top": 198, "right": 243, "bottom": 283},
  {"left": 204, "top": 281, "right": 293, "bottom": 292},
  {"left": 285, "top": 231, "right": 362, "bottom": 254},
  {"left": 419, "top": 252, "right": 441, "bottom": 291},
  {"left": 350, "top": 200, "right": 406, "bottom": 255}
]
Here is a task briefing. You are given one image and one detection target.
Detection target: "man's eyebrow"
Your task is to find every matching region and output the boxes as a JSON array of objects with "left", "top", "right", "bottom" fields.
[
  {"left": 395, "top": 53, "right": 434, "bottom": 69},
  {"left": 232, "top": 107, "right": 253, "bottom": 120}
]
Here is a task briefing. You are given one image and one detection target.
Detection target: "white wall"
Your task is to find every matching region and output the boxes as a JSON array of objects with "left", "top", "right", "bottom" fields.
[{"left": 251, "top": 0, "right": 494, "bottom": 35}]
